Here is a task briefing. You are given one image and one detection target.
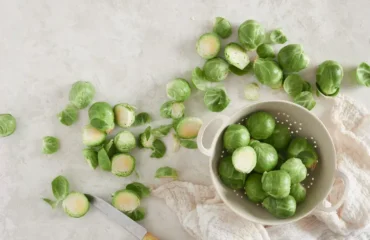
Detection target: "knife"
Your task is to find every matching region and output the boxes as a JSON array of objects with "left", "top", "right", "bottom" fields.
[{"left": 86, "top": 194, "right": 159, "bottom": 240}]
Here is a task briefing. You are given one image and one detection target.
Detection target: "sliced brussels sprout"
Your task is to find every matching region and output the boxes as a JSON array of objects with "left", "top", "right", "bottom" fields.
[
  {"left": 229, "top": 63, "right": 253, "bottom": 76},
  {"left": 175, "top": 117, "right": 202, "bottom": 139},
  {"left": 223, "top": 124, "right": 250, "bottom": 152},
  {"left": 244, "top": 83, "right": 260, "bottom": 101},
  {"left": 264, "top": 123, "right": 291, "bottom": 150},
  {"left": 150, "top": 139, "right": 166, "bottom": 158},
  {"left": 254, "top": 59, "right": 283, "bottom": 89},
  {"left": 262, "top": 170, "right": 291, "bottom": 199},
  {"left": 160, "top": 101, "right": 185, "bottom": 119},
  {"left": 204, "top": 88, "right": 230, "bottom": 112},
  {"left": 69, "top": 81, "right": 95, "bottom": 109},
  {"left": 262, "top": 195, "right": 296, "bottom": 218},
  {"left": 290, "top": 183, "right": 306, "bottom": 203},
  {"left": 316, "top": 60, "right": 343, "bottom": 96},
  {"left": 58, "top": 104, "right": 79, "bottom": 126},
  {"left": 98, "top": 148, "right": 111, "bottom": 171},
  {"left": 196, "top": 33, "right": 221, "bottom": 59},
  {"left": 294, "top": 91, "right": 316, "bottom": 110},
  {"left": 83, "top": 149, "right": 98, "bottom": 169},
  {"left": 125, "top": 182, "right": 150, "bottom": 199},
  {"left": 356, "top": 62, "right": 370, "bottom": 87},
  {"left": 155, "top": 166, "right": 178, "bottom": 179},
  {"left": 250, "top": 141, "right": 278, "bottom": 173},
  {"left": 238, "top": 20, "right": 265, "bottom": 50},
  {"left": 203, "top": 58, "right": 229, "bottom": 82},
  {"left": 287, "top": 137, "right": 318, "bottom": 169},
  {"left": 166, "top": 78, "right": 191, "bottom": 101},
  {"left": 191, "top": 67, "right": 221, "bottom": 91},
  {"left": 0, "top": 114, "right": 16, "bottom": 137},
  {"left": 256, "top": 44, "right": 275, "bottom": 58},
  {"left": 283, "top": 74, "right": 305, "bottom": 97},
  {"left": 232, "top": 146, "right": 257, "bottom": 174},
  {"left": 213, "top": 17, "right": 232, "bottom": 38},
  {"left": 126, "top": 207, "right": 146, "bottom": 221},
  {"left": 112, "top": 189, "right": 140, "bottom": 213},
  {"left": 278, "top": 44, "right": 309, "bottom": 73},
  {"left": 280, "top": 158, "right": 307, "bottom": 183},
  {"left": 114, "top": 130, "right": 136, "bottom": 153},
  {"left": 269, "top": 29, "right": 288, "bottom": 44},
  {"left": 244, "top": 173, "right": 268, "bottom": 203},
  {"left": 89, "top": 102, "right": 115, "bottom": 132},
  {"left": 82, "top": 124, "right": 106, "bottom": 147},
  {"left": 224, "top": 43, "right": 250, "bottom": 70},
  {"left": 246, "top": 111, "right": 276, "bottom": 140},
  {"left": 113, "top": 103, "right": 136, "bottom": 128},
  {"left": 218, "top": 156, "right": 246, "bottom": 190},
  {"left": 42, "top": 136, "right": 60, "bottom": 154},
  {"left": 111, "top": 153, "right": 136, "bottom": 177},
  {"left": 62, "top": 192, "right": 90, "bottom": 218}
]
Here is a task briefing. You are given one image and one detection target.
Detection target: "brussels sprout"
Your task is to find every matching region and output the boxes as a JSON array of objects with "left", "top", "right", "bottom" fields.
[
  {"left": 127, "top": 207, "right": 146, "bottom": 221},
  {"left": 254, "top": 59, "right": 283, "bottom": 89},
  {"left": 244, "top": 83, "right": 260, "bottom": 101},
  {"left": 246, "top": 112, "right": 276, "bottom": 140},
  {"left": 290, "top": 183, "right": 306, "bottom": 203},
  {"left": 140, "top": 131, "right": 155, "bottom": 149},
  {"left": 114, "top": 130, "right": 136, "bottom": 153},
  {"left": 125, "top": 182, "right": 150, "bottom": 199},
  {"left": 280, "top": 158, "right": 307, "bottom": 183},
  {"left": 113, "top": 103, "right": 136, "bottom": 128},
  {"left": 244, "top": 173, "right": 268, "bottom": 202},
  {"left": 278, "top": 44, "right": 309, "bottom": 73},
  {"left": 218, "top": 156, "right": 246, "bottom": 190},
  {"left": 294, "top": 91, "right": 316, "bottom": 110},
  {"left": 256, "top": 44, "right": 275, "bottom": 58},
  {"left": 150, "top": 139, "right": 166, "bottom": 158},
  {"left": 238, "top": 20, "right": 265, "bottom": 50},
  {"left": 89, "top": 102, "right": 115, "bottom": 132},
  {"left": 179, "top": 139, "right": 197, "bottom": 149},
  {"left": 229, "top": 62, "right": 253, "bottom": 76},
  {"left": 204, "top": 88, "right": 230, "bottom": 112},
  {"left": 62, "top": 192, "right": 90, "bottom": 218},
  {"left": 0, "top": 114, "right": 16, "bottom": 137},
  {"left": 175, "top": 117, "right": 202, "bottom": 139},
  {"left": 232, "top": 146, "right": 257, "bottom": 174},
  {"left": 262, "top": 195, "right": 296, "bottom": 218},
  {"left": 316, "top": 60, "right": 343, "bottom": 96},
  {"left": 283, "top": 74, "right": 305, "bottom": 97},
  {"left": 224, "top": 43, "right": 250, "bottom": 70},
  {"left": 223, "top": 124, "right": 250, "bottom": 152},
  {"left": 82, "top": 124, "right": 106, "bottom": 147},
  {"left": 83, "top": 149, "right": 98, "bottom": 169},
  {"left": 269, "top": 29, "right": 288, "bottom": 44},
  {"left": 98, "top": 148, "right": 111, "bottom": 171},
  {"left": 262, "top": 170, "right": 291, "bottom": 199},
  {"left": 356, "top": 62, "right": 370, "bottom": 86},
  {"left": 191, "top": 67, "right": 222, "bottom": 91},
  {"left": 42, "top": 136, "right": 60, "bottom": 154},
  {"left": 112, "top": 189, "right": 140, "bottom": 213},
  {"left": 152, "top": 124, "right": 172, "bottom": 138},
  {"left": 196, "top": 33, "right": 221, "bottom": 59},
  {"left": 69, "top": 81, "right": 95, "bottom": 109},
  {"left": 57, "top": 104, "right": 79, "bottom": 126},
  {"left": 213, "top": 17, "right": 232, "bottom": 38},
  {"left": 249, "top": 141, "right": 278, "bottom": 173},
  {"left": 303, "top": 81, "right": 312, "bottom": 92},
  {"left": 166, "top": 78, "right": 191, "bottom": 101},
  {"left": 287, "top": 137, "right": 318, "bottom": 169},
  {"left": 111, "top": 153, "right": 136, "bottom": 177},
  {"left": 160, "top": 101, "right": 185, "bottom": 119},
  {"left": 264, "top": 123, "right": 291, "bottom": 150},
  {"left": 155, "top": 166, "right": 178, "bottom": 179},
  {"left": 203, "top": 58, "right": 229, "bottom": 82}
]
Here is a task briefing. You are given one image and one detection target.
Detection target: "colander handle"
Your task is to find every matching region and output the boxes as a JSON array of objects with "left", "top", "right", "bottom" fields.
[
  {"left": 316, "top": 170, "right": 349, "bottom": 212},
  {"left": 197, "top": 115, "right": 230, "bottom": 156}
]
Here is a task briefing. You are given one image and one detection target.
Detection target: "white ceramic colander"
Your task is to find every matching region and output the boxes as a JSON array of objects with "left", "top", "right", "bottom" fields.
[{"left": 196, "top": 100, "right": 349, "bottom": 225}]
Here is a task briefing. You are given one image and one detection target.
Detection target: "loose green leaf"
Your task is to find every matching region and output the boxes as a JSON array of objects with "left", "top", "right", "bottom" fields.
[
  {"left": 104, "top": 139, "right": 117, "bottom": 158},
  {"left": 52, "top": 176, "right": 70, "bottom": 201},
  {"left": 160, "top": 101, "right": 185, "bottom": 119},
  {"left": 42, "top": 136, "right": 60, "bottom": 154},
  {"left": 294, "top": 91, "right": 316, "bottom": 110},
  {"left": 356, "top": 62, "right": 370, "bottom": 87},
  {"left": 126, "top": 182, "right": 151, "bottom": 199},
  {"left": 58, "top": 104, "right": 79, "bottom": 126},
  {"left": 98, "top": 148, "right": 111, "bottom": 171},
  {"left": 150, "top": 139, "right": 166, "bottom": 158},
  {"left": 144, "top": 126, "right": 152, "bottom": 141},
  {"left": 302, "top": 81, "right": 312, "bottom": 92},
  {"left": 244, "top": 83, "right": 260, "bottom": 101},
  {"left": 0, "top": 114, "right": 16, "bottom": 137},
  {"left": 229, "top": 64, "right": 252, "bottom": 76},
  {"left": 155, "top": 166, "right": 178, "bottom": 179},
  {"left": 204, "top": 88, "right": 230, "bottom": 112},
  {"left": 133, "top": 112, "right": 151, "bottom": 126},
  {"left": 213, "top": 17, "right": 232, "bottom": 38},
  {"left": 43, "top": 198, "right": 58, "bottom": 209},
  {"left": 152, "top": 124, "right": 173, "bottom": 138},
  {"left": 166, "top": 78, "right": 191, "bottom": 101},
  {"left": 126, "top": 207, "right": 146, "bottom": 221},
  {"left": 172, "top": 133, "right": 181, "bottom": 152},
  {"left": 269, "top": 29, "right": 288, "bottom": 44},
  {"left": 83, "top": 149, "right": 98, "bottom": 169},
  {"left": 191, "top": 67, "right": 222, "bottom": 91},
  {"left": 179, "top": 139, "right": 198, "bottom": 149}
]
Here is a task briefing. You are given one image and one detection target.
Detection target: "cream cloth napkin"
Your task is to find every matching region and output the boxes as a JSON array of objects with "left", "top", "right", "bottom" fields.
[{"left": 152, "top": 95, "right": 370, "bottom": 240}]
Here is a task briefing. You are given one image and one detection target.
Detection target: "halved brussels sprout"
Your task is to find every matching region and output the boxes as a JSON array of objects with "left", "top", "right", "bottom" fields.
[
  {"left": 238, "top": 20, "right": 265, "bottom": 50},
  {"left": 316, "top": 60, "right": 343, "bottom": 96},
  {"left": 203, "top": 58, "right": 229, "bottom": 82},
  {"left": 224, "top": 43, "right": 250, "bottom": 70},
  {"left": 254, "top": 59, "right": 283, "bottom": 89},
  {"left": 262, "top": 195, "right": 296, "bottom": 218},
  {"left": 256, "top": 44, "right": 275, "bottom": 58},
  {"left": 160, "top": 101, "right": 185, "bottom": 119},
  {"left": 280, "top": 158, "right": 307, "bottom": 183},
  {"left": 218, "top": 156, "right": 246, "bottom": 190},
  {"left": 0, "top": 114, "right": 16, "bottom": 137},
  {"left": 83, "top": 149, "right": 98, "bottom": 169},
  {"left": 196, "top": 33, "right": 221, "bottom": 59},
  {"left": 223, "top": 124, "right": 250, "bottom": 152},
  {"left": 249, "top": 141, "right": 278, "bottom": 173},
  {"left": 191, "top": 67, "right": 222, "bottom": 91},
  {"left": 111, "top": 153, "right": 136, "bottom": 177},
  {"left": 244, "top": 83, "right": 260, "bottom": 101},
  {"left": 262, "top": 170, "right": 291, "bottom": 199},
  {"left": 244, "top": 173, "right": 268, "bottom": 203},
  {"left": 82, "top": 124, "right": 106, "bottom": 147},
  {"left": 155, "top": 166, "right": 178, "bottom": 179},
  {"left": 246, "top": 111, "right": 276, "bottom": 140},
  {"left": 69, "top": 81, "right": 95, "bottom": 109},
  {"left": 269, "top": 29, "right": 288, "bottom": 44},
  {"left": 175, "top": 117, "right": 202, "bottom": 139},
  {"left": 62, "top": 192, "right": 90, "bottom": 218},
  {"left": 287, "top": 137, "right": 318, "bottom": 169},
  {"left": 166, "top": 78, "right": 191, "bottom": 101},
  {"left": 356, "top": 62, "right": 370, "bottom": 87},
  {"left": 114, "top": 130, "right": 136, "bottom": 153},
  {"left": 264, "top": 123, "right": 291, "bottom": 150},
  {"left": 213, "top": 17, "right": 232, "bottom": 39},
  {"left": 204, "top": 88, "right": 230, "bottom": 112},
  {"left": 42, "top": 136, "right": 60, "bottom": 154},
  {"left": 294, "top": 91, "right": 316, "bottom": 110},
  {"left": 112, "top": 189, "right": 140, "bottom": 213},
  {"left": 88, "top": 102, "right": 115, "bottom": 132},
  {"left": 278, "top": 44, "right": 309, "bottom": 73},
  {"left": 290, "top": 183, "right": 306, "bottom": 203},
  {"left": 232, "top": 146, "right": 257, "bottom": 174},
  {"left": 113, "top": 103, "right": 136, "bottom": 128},
  {"left": 283, "top": 74, "right": 305, "bottom": 97},
  {"left": 58, "top": 104, "right": 79, "bottom": 126}
]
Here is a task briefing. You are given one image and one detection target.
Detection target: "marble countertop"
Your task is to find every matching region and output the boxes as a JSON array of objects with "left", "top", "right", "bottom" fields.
[{"left": 1, "top": 0, "right": 369, "bottom": 239}]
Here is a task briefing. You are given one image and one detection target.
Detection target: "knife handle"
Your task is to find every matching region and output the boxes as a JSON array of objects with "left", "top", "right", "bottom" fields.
[{"left": 143, "top": 232, "right": 159, "bottom": 240}]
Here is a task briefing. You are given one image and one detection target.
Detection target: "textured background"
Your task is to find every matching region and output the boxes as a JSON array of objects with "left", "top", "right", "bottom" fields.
[{"left": 0, "top": 0, "right": 369, "bottom": 239}]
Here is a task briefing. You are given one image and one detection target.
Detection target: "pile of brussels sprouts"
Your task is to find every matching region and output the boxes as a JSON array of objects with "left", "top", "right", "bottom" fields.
[{"left": 218, "top": 111, "right": 318, "bottom": 218}]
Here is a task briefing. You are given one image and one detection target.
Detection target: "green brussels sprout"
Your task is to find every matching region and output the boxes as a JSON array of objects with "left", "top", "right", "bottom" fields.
[
  {"left": 244, "top": 173, "right": 268, "bottom": 203},
  {"left": 58, "top": 104, "right": 79, "bottom": 126},
  {"left": 294, "top": 91, "right": 316, "bottom": 110},
  {"left": 160, "top": 101, "right": 185, "bottom": 119},
  {"left": 262, "top": 170, "right": 291, "bottom": 199},
  {"left": 232, "top": 146, "right": 257, "bottom": 174},
  {"left": 356, "top": 62, "right": 370, "bottom": 87},
  {"left": 283, "top": 74, "right": 305, "bottom": 97},
  {"left": 125, "top": 182, "right": 150, "bottom": 199},
  {"left": 82, "top": 124, "right": 106, "bottom": 147},
  {"left": 204, "top": 88, "right": 230, "bottom": 112},
  {"left": 88, "top": 102, "right": 115, "bottom": 132},
  {"left": 112, "top": 189, "right": 140, "bottom": 213},
  {"left": 114, "top": 130, "right": 136, "bottom": 153},
  {"left": 280, "top": 158, "right": 307, "bottom": 183},
  {"left": 224, "top": 43, "right": 250, "bottom": 70},
  {"left": 303, "top": 81, "right": 312, "bottom": 92},
  {"left": 0, "top": 114, "right": 16, "bottom": 137},
  {"left": 196, "top": 33, "right": 221, "bottom": 59},
  {"left": 244, "top": 83, "right": 260, "bottom": 101},
  {"left": 278, "top": 44, "right": 309, "bottom": 73},
  {"left": 191, "top": 67, "right": 220, "bottom": 91},
  {"left": 238, "top": 20, "right": 265, "bottom": 50},
  {"left": 83, "top": 149, "right": 98, "bottom": 169},
  {"left": 113, "top": 103, "right": 136, "bottom": 128},
  {"left": 246, "top": 111, "right": 276, "bottom": 140},
  {"left": 264, "top": 123, "right": 291, "bottom": 150},
  {"left": 287, "top": 137, "right": 318, "bottom": 169},
  {"left": 69, "top": 81, "right": 95, "bottom": 109},
  {"left": 290, "top": 183, "right": 306, "bottom": 203},
  {"left": 254, "top": 59, "right": 283, "bottom": 89},
  {"left": 175, "top": 117, "right": 202, "bottom": 139},
  {"left": 218, "top": 156, "right": 246, "bottom": 190},
  {"left": 203, "top": 58, "right": 230, "bottom": 82},
  {"left": 256, "top": 44, "right": 275, "bottom": 58},
  {"left": 166, "top": 78, "right": 191, "bottom": 101},
  {"left": 262, "top": 195, "right": 296, "bottom": 218},
  {"left": 213, "top": 17, "right": 232, "bottom": 38},
  {"left": 155, "top": 166, "right": 178, "bottom": 180},
  {"left": 62, "top": 192, "right": 90, "bottom": 218},
  {"left": 223, "top": 124, "right": 250, "bottom": 152},
  {"left": 111, "top": 153, "right": 136, "bottom": 177},
  {"left": 316, "top": 60, "right": 343, "bottom": 96},
  {"left": 269, "top": 29, "right": 288, "bottom": 44},
  {"left": 249, "top": 141, "right": 278, "bottom": 173},
  {"left": 42, "top": 136, "right": 60, "bottom": 154}
]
